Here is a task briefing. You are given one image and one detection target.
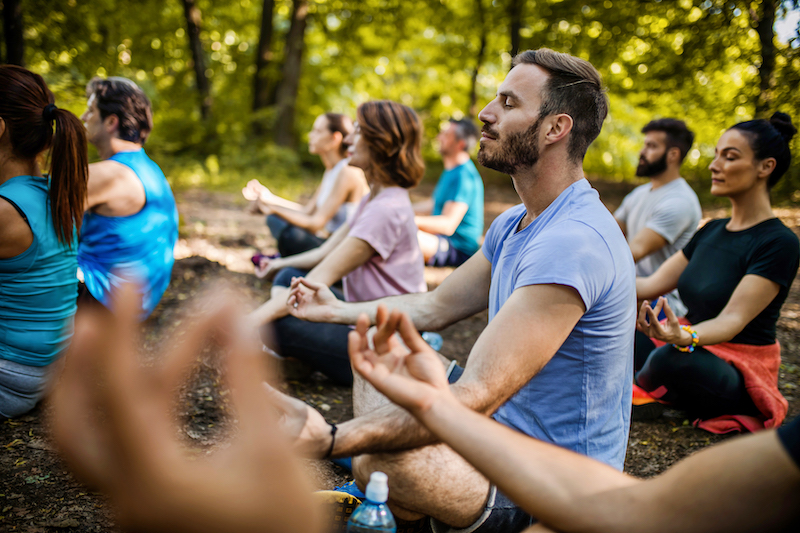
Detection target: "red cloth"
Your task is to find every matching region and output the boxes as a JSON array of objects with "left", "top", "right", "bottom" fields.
[{"left": 649, "top": 320, "right": 787, "bottom": 434}]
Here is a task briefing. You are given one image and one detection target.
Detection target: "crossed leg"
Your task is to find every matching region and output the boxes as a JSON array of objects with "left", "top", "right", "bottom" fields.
[{"left": 350, "top": 361, "right": 491, "bottom": 528}]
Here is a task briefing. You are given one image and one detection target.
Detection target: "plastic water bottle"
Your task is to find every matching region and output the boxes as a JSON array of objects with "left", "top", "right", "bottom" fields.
[
  {"left": 346, "top": 472, "right": 397, "bottom": 533},
  {"left": 421, "top": 331, "right": 443, "bottom": 351}
]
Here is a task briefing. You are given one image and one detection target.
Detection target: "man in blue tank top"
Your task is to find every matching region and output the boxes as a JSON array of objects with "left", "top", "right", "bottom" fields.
[{"left": 78, "top": 77, "right": 178, "bottom": 319}]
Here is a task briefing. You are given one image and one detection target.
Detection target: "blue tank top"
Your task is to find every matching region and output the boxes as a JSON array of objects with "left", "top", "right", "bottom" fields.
[
  {"left": 0, "top": 176, "right": 78, "bottom": 367},
  {"left": 78, "top": 149, "right": 178, "bottom": 319}
]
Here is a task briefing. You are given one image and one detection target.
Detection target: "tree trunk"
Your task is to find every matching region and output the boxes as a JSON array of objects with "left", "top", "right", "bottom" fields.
[
  {"left": 181, "top": 0, "right": 212, "bottom": 120},
  {"left": 273, "top": 0, "right": 309, "bottom": 147},
  {"left": 3, "top": 0, "right": 25, "bottom": 66},
  {"left": 253, "top": 0, "right": 276, "bottom": 121},
  {"left": 755, "top": 0, "right": 776, "bottom": 117},
  {"left": 509, "top": 0, "right": 522, "bottom": 59},
  {"left": 468, "top": 0, "right": 487, "bottom": 118}
]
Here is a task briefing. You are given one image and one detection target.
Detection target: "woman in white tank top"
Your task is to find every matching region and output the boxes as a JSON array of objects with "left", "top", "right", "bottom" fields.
[{"left": 243, "top": 113, "right": 368, "bottom": 256}]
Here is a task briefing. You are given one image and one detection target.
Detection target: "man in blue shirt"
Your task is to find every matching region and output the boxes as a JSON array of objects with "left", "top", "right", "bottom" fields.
[
  {"left": 414, "top": 119, "right": 484, "bottom": 267},
  {"left": 282, "top": 48, "right": 635, "bottom": 533},
  {"left": 78, "top": 77, "right": 178, "bottom": 319}
]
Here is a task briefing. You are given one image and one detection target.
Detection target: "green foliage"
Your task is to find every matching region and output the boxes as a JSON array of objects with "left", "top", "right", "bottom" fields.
[{"left": 9, "top": 0, "right": 800, "bottom": 201}]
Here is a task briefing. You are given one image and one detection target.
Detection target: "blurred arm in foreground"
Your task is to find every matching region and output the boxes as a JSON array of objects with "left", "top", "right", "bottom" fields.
[
  {"left": 349, "top": 307, "right": 800, "bottom": 533},
  {"left": 50, "top": 285, "right": 321, "bottom": 533}
]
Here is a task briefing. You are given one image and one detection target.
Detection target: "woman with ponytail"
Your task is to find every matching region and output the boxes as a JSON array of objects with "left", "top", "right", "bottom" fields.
[
  {"left": 0, "top": 65, "right": 88, "bottom": 418},
  {"left": 635, "top": 113, "right": 800, "bottom": 431}
]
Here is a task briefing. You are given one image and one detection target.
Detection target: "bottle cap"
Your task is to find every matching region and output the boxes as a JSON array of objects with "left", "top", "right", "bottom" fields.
[{"left": 365, "top": 471, "right": 389, "bottom": 503}]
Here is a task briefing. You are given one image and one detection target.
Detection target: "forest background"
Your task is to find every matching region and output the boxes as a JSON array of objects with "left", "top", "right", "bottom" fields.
[{"left": 2, "top": 0, "right": 799, "bottom": 203}]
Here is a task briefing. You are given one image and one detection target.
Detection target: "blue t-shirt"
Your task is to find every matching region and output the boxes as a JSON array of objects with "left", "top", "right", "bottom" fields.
[
  {"left": 78, "top": 149, "right": 178, "bottom": 319},
  {"left": 0, "top": 176, "right": 77, "bottom": 367},
  {"left": 431, "top": 159, "right": 484, "bottom": 255},
  {"left": 482, "top": 179, "right": 635, "bottom": 469}
]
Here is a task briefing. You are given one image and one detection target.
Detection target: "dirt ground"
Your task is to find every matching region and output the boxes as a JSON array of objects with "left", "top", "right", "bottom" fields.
[{"left": 2, "top": 179, "right": 800, "bottom": 532}]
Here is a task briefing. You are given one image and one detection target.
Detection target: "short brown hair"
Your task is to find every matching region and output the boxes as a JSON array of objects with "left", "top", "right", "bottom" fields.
[
  {"left": 512, "top": 49, "right": 608, "bottom": 162},
  {"left": 356, "top": 101, "right": 424, "bottom": 189},
  {"left": 86, "top": 77, "right": 153, "bottom": 145}
]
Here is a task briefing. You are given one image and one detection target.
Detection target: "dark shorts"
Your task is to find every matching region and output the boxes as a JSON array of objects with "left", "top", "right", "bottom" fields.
[
  {"left": 434, "top": 363, "right": 536, "bottom": 533},
  {"left": 427, "top": 235, "right": 472, "bottom": 268}
]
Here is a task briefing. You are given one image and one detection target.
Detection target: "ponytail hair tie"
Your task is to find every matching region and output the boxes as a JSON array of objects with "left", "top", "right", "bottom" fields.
[{"left": 43, "top": 103, "right": 58, "bottom": 122}]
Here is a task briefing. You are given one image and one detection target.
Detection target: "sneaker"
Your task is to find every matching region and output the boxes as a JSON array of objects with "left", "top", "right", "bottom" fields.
[
  {"left": 632, "top": 384, "right": 665, "bottom": 421},
  {"left": 330, "top": 457, "right": 352, "bottom": 472},
  {"left": 333, "top": 480, "right": 366, "bottom": 500},
  {"left": 315, "top": 486, "right": 362, "bottom": 532}
]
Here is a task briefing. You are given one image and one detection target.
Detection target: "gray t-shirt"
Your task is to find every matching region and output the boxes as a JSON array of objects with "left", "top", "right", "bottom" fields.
[{"left": 615, "top": 177, "right": 701, "bottom": 315}]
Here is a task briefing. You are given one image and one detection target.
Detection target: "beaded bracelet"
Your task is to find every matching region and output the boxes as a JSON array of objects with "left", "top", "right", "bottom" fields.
[{"left": 673, "top": 325, "right": 699, "bottom": 353}]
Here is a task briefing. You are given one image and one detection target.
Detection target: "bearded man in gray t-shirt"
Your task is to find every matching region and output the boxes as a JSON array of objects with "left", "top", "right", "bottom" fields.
[{"left": 615, "top": 118, "right": 702, "bottom": 315}]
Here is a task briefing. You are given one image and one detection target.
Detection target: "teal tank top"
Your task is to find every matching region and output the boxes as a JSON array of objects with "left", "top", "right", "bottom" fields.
[
  {"left": 78, "top": 149, "right": 178, "bottom": 319},
  {"left": 0, "top": 176, "right": 78, "bottom": 367}
]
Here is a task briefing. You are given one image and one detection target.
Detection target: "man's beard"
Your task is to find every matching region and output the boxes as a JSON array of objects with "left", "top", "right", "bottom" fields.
[
  {"left": 478, "top": 116, "right": 543, "bottom": 175},
  {"left": 635, "top": 150, "right": 668, "bottom": 177}
]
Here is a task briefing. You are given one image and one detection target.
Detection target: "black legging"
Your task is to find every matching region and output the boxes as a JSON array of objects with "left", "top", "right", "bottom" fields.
[
  {"left": 267, "top": 215, "right": 325, "bottom": 257},
  {"left": 634, "top": 331, "right": 761, "bottom": 420}
]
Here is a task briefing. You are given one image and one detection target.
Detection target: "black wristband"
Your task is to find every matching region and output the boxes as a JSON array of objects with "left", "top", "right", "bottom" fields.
[{"left": 325, "top": 423, "right": 337, "bottom": 459}]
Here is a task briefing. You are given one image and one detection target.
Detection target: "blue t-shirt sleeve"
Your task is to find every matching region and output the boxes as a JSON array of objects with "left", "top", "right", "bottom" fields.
[
  {"left": 482, "top": 205, "right": 519, "bottom": 263},
  {"left": 514, "top": 221, "right": 615, "bottom": 311}
]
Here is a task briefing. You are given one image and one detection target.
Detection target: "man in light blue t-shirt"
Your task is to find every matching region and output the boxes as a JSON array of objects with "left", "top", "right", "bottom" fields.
[
  {"left": 282, "top": 49, "right": 635, "bottom": 533},
  {"left": 414, "top": 118, "right": 484, "bottom": 267}
]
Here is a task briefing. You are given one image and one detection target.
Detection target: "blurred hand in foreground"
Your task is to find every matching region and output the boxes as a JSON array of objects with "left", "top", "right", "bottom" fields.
[{"left": 50, "top": 284, "right": 322, "bottom": 533}]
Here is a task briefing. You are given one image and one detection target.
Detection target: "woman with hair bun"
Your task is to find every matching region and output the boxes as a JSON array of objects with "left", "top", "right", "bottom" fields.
[
  {"left": 249, "top": 101, "right": 427, "bottom": 385},
  {"left": 0, "top": 65, "right": 88, "bottom": 418},
  {"left": 635, "top": 112, "right": 800, "bottom": 431},
  {"left": 243, "top": 113, "right": 368, "bottom": 257}
]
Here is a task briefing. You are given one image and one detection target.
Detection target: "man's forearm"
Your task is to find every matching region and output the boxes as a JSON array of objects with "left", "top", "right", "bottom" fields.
[
  {"left": 332, "top": 400, "right": 439, "bottom": 457},
  {"left": 326, "top": 292, "right": 450, "bottom": 331}
]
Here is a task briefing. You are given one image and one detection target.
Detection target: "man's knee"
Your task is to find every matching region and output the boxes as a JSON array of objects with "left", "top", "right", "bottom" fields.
[{"left": 351, "top": 445, "right": 491, "bottom": 527}]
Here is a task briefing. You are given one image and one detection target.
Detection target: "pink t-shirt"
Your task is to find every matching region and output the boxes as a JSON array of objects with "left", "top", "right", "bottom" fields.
[{"left": 343, "top": 187, "right": 427, "bottom": 302}]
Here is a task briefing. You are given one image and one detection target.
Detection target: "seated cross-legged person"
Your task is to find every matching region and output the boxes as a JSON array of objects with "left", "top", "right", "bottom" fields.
[
  {"left": 634, "top": 113, "right": 799, "bottom": 430},
  {"left": 615, "top": 118, "right": 701, "bottom": 317},
  {"left": 414, "top": 118, "right": 484, "bottom": 267},
  {"left": 0, "top": 66, "right": 88, "bottom": 418},
  {"left": 78, "top": 77, "right": 178, "bottom": 319},
  {"left": 248, "top": 101, "right": 426, "bottom": 385},
  {"left": 243, "top": 113, "right": 368, "bottom": 257}
]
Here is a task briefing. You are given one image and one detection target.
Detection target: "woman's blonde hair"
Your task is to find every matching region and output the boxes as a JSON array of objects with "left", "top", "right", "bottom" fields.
[{"left": 356, "top": 100, "right": 424, "bottom": 189}]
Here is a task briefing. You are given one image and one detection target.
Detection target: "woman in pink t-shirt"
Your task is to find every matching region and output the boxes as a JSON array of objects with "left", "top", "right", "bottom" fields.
[{"left": 248, "top": 101, "right": 427, "bottom": 385}]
